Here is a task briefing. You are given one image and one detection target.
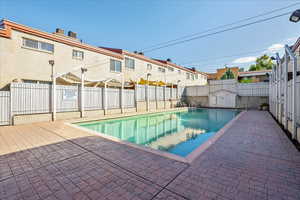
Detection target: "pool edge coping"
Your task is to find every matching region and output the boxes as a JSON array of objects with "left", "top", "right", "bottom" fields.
[
  {"left": 65, "top": 109, "right": 246, "bottom": 164},
  {"left": 185, "top": 110, "right": 246, "bottom": 163}
]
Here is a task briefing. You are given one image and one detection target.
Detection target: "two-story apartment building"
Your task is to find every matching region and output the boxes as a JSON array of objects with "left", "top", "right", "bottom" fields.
[{"left": 0, "top": 19, "right": 207, "bottom": 90}]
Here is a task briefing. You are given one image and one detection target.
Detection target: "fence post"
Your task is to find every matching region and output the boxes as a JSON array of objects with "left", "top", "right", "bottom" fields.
[
  {"left": 285, "top": 45, "right": 298, "bottom": 139},
  {"left": 284, "top": 50, "right": 288, "bottom": 129},
  {"left": 103, "top": 83, "right": 107, "bottom": 115},
  {"left": 120, "top": 87, "right": 124, "bottom": 114},
  {"left": 155, "top": 84, "right": 158, "bottom": 110},
  {"left": 292, "top": 54, "right": 297, "bottom": 140},
  {"left": 80, "top": 68, "right": 86, "bottom": 118},
  {"left": 135, "top": 84, "right": 138, "bottom": 112},
  {"left": 52, "top": 78, "right": 56, "bottom": 121},
  {"left": 146, "top": 84, "right": 149, "bottom": 112},
  {"left": 9, "top": 84, "right": 13, "bottom": 125},
  {"left": 163, "top": 85, "right": 166, "bottom": 109}
]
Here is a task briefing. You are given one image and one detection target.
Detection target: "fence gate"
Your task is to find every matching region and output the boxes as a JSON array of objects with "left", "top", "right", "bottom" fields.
[{"left": 0, "top": 91, "right": 10, "bottom": 125}]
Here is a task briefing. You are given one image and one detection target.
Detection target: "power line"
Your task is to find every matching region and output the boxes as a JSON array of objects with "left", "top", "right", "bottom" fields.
[
  {"left": 142, "top": 11, "right": 292, "bottom": 53},
  {"left": 139, "top": 2, "right": 300, "bottom": 52}
]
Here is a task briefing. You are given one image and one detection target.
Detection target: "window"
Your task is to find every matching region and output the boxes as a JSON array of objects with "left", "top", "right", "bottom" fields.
[
  {"left": 125, "top": 57, "right": 135, "bottom": 69},
  {"left": 22, "top": 38, "right": 54, "bottom": 53},
  {"left": 186, "top": 72, "right": 190, "bottom": 79},
  {"left": 72, "top": 50, "right": 84, "bottom": 60},
  {"left": 178, "top": 70, "right": 181, "bottom": 74},
  {"left": 158, "top": 67, "right": 166, "bottom": 73},
  {"left": 110, "top": 59, "right": 122, "bottom": 72},
  {"left": 168, "top": 67, "right": 174, "bottom": 72},
  {"left": 147, "top": 64, "right": 152, "bottom": 70},
  {"left": 195, "top": 74, "right": 198, "bottom": 79}
]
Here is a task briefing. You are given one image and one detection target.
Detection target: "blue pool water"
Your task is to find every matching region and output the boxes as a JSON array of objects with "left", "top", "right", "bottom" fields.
[{"left": 78, "top": 109, "right": 240, "bottom": 157}]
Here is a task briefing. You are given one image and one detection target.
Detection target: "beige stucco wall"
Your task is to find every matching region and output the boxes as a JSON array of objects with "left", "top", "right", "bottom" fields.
[
  {"left": 157, "top": 101, "right": 165, "bottom": 109},
  {"left": 105, "top": 108, "right": 122, "bottom": 115},
  {"left": 149, "top": 101, "right": 157, "bottom": 111},
  {"left": 123, "top": 107, "right": 136, "bottom": 113},
  {"left": 13, "top": 113, "right": 52, "bottom": 125},
  {"left": 85, "top": 109, "right": 104, "bottom": 118},
  {"left": 137, "top": 101, "right": 147, "bottom": 112},
  {"left": 0, "top": 29, "right": 207, "bottom": 89}
]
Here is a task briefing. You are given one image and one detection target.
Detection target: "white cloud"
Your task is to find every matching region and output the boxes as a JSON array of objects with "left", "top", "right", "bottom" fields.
[
  {"left": 232, "top": 56, "right": 257, "bottom": 64},
  {"left": 285, "top": 37, "right": 298, "bottom": 44},
  {"left": 267, "top": 43, "right": 284, "bottom": 53}
]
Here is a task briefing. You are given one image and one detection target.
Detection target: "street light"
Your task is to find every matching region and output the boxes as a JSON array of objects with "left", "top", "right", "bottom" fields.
[{"left": 289, "top": 9, "right": 300, "bottom": 23}]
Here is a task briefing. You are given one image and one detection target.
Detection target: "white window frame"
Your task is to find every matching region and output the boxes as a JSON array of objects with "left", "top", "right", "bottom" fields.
[
  {"left": 168, "top": 67, "right": 174, "bottom": 72},
  {"left": 125, "top": 57, "right": 135, "bottom": 69},
  {"left": 147, "top": 64, "right": 152, "bottom": 70},
  {"left": 110, "top": 59, "right": 122, "bottom": 72},
  {"left": 72, "top": 49, "right": 84, "bottom": 60},
  {"left": 186, "top": 72, "right": 190, "bottom": 80},
  {"left": 158, "top": 67, "right": 166, "bottom": 73},
  {"left": 22, "top": 38, "right": 54, "bottom": 53}
]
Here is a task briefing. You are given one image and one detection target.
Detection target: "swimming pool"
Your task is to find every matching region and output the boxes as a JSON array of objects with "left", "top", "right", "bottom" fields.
[{"left": 77, "top": 109, "right": 240, "bottom": 157}]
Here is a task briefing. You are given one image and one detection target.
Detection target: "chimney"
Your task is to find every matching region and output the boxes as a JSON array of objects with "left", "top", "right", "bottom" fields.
[
  {"left": 55, "top": 28, "right": 64, "bottom": 35},
  {"left": 166, "top": 58, "right": 172, "bottom": 62},
  {"left": 191, "top": 67, "right": 196, "bottom": 71},
  {"left": 68, "top": 31, "right": 77, "bottom": 38}
]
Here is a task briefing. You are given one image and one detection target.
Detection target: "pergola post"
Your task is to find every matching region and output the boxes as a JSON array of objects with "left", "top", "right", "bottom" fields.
[
  {"left": 135, "top": 81, "right": 138, "bottom": 112},
  {"left": 120, "top": 75, "right": 124, "bottom": 114},
  {"left": 163, "top": 85, "right": 166, "bottom": 109},
  {"left": 146, "top": 73, "right": 151, "bottom": 112},
  {"left": 103, "top": 83, "right": 107, "bottom": 115},
  {"left": 80, "top": 68, "right": 87, "bottom": 118},
  {"left": 49, "top": 60, "right": 56, "bottom": 121},
  {"left": 170, "top": 83, "right": 173, "bottom": 108},
  {"left": 155, "top": 82, "right": 158, "bottom": 110}
]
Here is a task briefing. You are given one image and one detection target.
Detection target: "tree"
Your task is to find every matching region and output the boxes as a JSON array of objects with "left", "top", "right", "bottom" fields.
[
  {"left": 249, "top": 54, "right": 273, "bottom": 71},
  {"left": 239, "top": 68, "right": 245, "bottom": 72},
  {"left": 220, "top": 68, "right": 235, "bottom": 80}
]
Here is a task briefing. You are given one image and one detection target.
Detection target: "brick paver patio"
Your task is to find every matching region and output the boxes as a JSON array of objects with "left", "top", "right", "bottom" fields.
[{"left": 0, "top": 111, "right": 299, "bottom": 200}]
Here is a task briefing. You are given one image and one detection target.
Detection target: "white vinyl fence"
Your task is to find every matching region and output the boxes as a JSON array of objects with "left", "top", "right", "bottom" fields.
[
  {"left": 297, "top": 77, "right": 300, "bottom": 124},
  {"left": 185, "top": 81, "right": 269, "bottom": 97},
  {"left": 0, "top": 91, "right": 10, "bottom": 125},
  {"left": 136, "top": 85, "right": 146, "bottom": 101},
  {"left": 107, "top": 88, "right": 120, "bottom": 109},
  {"left": 56, "top": 85, "right": 79, "bottom": 112},
  {"left": 123, "top": 89, "right": 135, "bottom": 108},
  {"left": 84, "top": 87, "right": 103, "bottom": 110},
  {"left": 11, "top": 83, "right": 51, "bottom": 115},
  {"left": 237, "top": 82, "right": 269, "bottom": 96},
  {"left": 269, "top": 45, "right": 299, "bottom": 142}
]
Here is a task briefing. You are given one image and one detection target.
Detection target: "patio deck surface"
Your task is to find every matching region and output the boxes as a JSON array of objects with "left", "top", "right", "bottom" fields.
[{"left": 0, "top": 111, "right": 299, "bottom": 200}]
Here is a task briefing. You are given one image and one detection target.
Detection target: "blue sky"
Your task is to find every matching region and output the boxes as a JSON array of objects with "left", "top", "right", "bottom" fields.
[{"left": 1, "top": 0, "right": 299, "bottom": 72}]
